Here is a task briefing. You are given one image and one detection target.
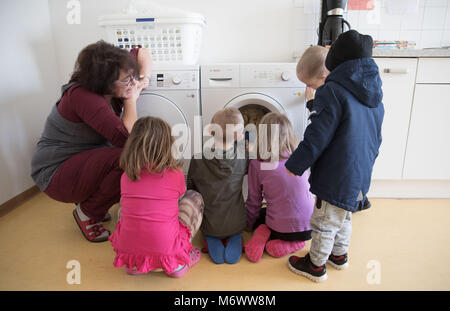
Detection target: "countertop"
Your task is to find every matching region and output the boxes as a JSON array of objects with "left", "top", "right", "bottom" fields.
[{"left": 372, "top": 48, "right": 450, "bottom": 58}]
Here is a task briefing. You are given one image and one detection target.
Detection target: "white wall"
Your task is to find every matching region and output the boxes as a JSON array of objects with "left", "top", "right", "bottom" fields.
[
  {"left": 49, "top": 0, "right": 450, "bottom": 85},
  {"left": 0, "top": 0, "right": 60, "bottom": 205},
  {"left": 47, "top": 0, "right": 295, "bottom": 85},
  {"left": 293, "top": 0, "right": 450, "bottom": 55}
]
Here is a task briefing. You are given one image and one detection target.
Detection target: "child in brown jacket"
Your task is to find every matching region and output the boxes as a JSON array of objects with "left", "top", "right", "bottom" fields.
[{"left": 187, "top": 107, "right": 248, "bottom": 264}]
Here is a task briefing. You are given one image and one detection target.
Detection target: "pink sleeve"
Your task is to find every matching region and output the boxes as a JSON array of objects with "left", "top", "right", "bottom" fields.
[
  {"left": 246, "top": 160, "right": 263, "bottom": 229},
  {"left": 178, "top": 170, "right": 186, "bottom": 197},
  {"left": 71, "top": 87, "right": 129, "bottom": 147}
]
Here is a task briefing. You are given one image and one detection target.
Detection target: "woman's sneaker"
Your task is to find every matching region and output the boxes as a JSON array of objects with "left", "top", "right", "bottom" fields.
[
  {"left": 288, "top": 253, "right": 327, "bottom": 283},
  {"left": 327, "top": 253, "right": 349, "bottom": 270}
]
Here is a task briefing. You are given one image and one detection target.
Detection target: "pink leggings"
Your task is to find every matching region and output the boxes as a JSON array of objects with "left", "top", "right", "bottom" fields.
[{"left": 45, "top": 147, "right": 122, "bottom": 222}]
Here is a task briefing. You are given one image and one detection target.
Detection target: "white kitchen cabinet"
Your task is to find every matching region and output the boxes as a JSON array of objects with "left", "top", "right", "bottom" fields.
[
  {"left": 416, "top": 58, "right": 450, "bottom": 84},
  {"left": 403, "top": 84, "right": 450, "bottom": 179},
  {"left": 371, "top": 58, "right": 418, "bottom": 179}
]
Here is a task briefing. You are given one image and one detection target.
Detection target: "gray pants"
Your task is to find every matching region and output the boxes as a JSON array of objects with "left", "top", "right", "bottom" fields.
[{"left": 309, "top": 200, "right": 352, "bottom": 266}]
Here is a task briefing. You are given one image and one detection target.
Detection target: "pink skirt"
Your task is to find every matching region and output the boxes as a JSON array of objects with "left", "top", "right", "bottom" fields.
[{"left": 109, "top": 220, "right": 193, "bottom": 274}]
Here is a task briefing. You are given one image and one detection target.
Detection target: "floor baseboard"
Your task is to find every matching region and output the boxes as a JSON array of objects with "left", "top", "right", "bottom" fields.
[
  {"left": 368, "top": 180, "right": 450, "bottom": 198},
  {"left": 0, "top": 186, "right": 40, "bottom": 217}
]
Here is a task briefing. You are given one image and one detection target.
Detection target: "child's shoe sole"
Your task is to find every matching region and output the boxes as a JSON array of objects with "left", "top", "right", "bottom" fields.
[
  {"left": 288, "top": 261, "right": 328, "bottom": 283},
  {"left": 327, "top": 260, "right": 349, "bottom": 270},
  {"left": 288, "top": 262, "right": 328, "bottom": 283}
]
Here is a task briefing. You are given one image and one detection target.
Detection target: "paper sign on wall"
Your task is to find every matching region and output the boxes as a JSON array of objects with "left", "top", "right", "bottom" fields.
[{"left": 348, "top": 0, "right": 375, "bottom": 10}]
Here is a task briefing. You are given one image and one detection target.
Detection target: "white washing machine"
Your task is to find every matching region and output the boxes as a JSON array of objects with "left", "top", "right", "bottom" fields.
[
  {"left": 136, "top": 64, "right": 202, "bottom": 175},
  {"left": 200, "top": 63, "right": 307, "bottom": 141},
  {"left": 200, "top": 63, "right": 307, "bottom": 200}
]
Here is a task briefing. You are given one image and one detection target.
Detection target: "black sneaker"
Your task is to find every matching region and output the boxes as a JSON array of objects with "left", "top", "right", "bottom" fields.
[
  {"left": 288, "top": 253, "right": 327, "bottom": 283},
  {"left": 327, "top": 253, "right": 349, "bottom": 270}
]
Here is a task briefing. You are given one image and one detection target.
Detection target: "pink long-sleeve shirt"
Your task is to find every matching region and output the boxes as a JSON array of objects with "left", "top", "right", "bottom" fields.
[{"left": 109, "top": 169, "right": 193, "bottom": 274}]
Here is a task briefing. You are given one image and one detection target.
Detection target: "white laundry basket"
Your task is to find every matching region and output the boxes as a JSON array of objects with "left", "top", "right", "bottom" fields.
[{"left": 99, "top": 12, "right": 206, "bottom": 65}]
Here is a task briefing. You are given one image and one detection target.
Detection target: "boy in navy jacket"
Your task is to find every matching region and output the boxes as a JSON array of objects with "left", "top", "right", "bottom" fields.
[{"left": 286, "top": 30, "right": 384, "bottom": 282}]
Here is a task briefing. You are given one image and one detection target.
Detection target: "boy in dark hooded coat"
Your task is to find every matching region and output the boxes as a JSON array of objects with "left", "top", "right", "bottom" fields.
[{"left": 286, "top": 30, "right": 384, "bottom": 282}]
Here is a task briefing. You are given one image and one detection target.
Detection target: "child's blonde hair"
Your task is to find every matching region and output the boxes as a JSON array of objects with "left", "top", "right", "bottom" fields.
[
  {"left": 210, "top": 107, "right": 244, "bottom": 144},
  {"left": 257, "top": 112, "right": 298, "bottom": 162},
  {"left": 296, "top": 45, "right": 329, "bottom": 79},
  {"left": 120, "top": 116, "right": 181, "bottom": 181}
]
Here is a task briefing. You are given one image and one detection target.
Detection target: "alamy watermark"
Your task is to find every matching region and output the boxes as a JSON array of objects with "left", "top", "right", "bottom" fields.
[
  {"left": 66, "top": 259, "right": 81, "bottom": 285},
  {"left": 170, "top": 117, "right": 282, "bottom": 170},
  {"left": 66, "top": 0, "right": 81, "bottom": 25},
  {"left": 366, "top": 259, "right": 381, "bottom": 285}
]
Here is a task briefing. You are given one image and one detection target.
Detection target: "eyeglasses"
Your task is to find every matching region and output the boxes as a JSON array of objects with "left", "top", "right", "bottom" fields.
[{"left": 116, "top": 74, "right": 137, "bottom": 86}]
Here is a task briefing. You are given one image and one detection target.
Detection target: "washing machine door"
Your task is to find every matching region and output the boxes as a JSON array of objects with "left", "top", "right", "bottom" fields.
[
  {"left": 136, "top": 93, "right": 190, "bottom": 157},
  {"left": 224, "top": 93, "right": 287, "bottom": 113}
]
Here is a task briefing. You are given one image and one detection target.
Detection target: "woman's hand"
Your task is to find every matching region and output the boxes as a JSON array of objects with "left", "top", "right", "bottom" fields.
[
  {"left": 137, "top": 48, "right": 152, "bottom": 89},
  {"left": 122, "top": 81, "right": 142, "bottom": 133},
  {"left": 125, "top": 80, "right": 143, "bottom": 104},
  {"left": 138, "top": 76, "right": 150, "bottom": 90},
  {"left": 305, "top": 87, "right": 316, "bottom": 101}
]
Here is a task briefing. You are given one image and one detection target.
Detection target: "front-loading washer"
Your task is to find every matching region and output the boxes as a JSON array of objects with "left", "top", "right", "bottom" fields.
[
  {"left": 136, "top": 64, "right": 202, "bottom": 175},
  {"left": 200, "top": 63, "right": 307, "bottom": 142},
  {"left": 200, "top": 63, "right": 307, "bottom": 200}
]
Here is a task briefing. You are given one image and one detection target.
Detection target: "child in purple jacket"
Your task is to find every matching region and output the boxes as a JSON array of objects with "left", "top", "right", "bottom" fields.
[{"left": 245, "top": 113, "right": 314, "bottom": 262}]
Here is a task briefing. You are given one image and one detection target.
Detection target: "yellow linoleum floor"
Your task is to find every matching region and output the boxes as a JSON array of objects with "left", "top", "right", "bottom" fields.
[{"left": 0, "top": 193, "right": 449, "bottom": 291}]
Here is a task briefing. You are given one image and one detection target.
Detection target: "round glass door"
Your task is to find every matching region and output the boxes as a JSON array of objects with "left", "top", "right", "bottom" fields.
[
  {"left": 224, "top": 93, "right": 286, "bottom": 113},
  {"left": 224, "top": 93, "right": 285, "bottom": 203}
]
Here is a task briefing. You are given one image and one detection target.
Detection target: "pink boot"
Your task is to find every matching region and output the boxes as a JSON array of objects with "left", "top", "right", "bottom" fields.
[
  {"left": 169, "top": 247, "right": 201, "bottom": 278},
  {"left": 245, "top": 224, "right": 271, "bottom": 263},
  {"left": 265, "top": 240, "right": 306, "bottom": 258}
]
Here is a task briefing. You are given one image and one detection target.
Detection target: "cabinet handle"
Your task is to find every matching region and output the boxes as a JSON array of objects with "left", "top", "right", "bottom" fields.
[
  {"left": 209, "top": 78, "right": 233, "bottom": 81},
  {"left": 383, "top": 68, "right": 408, "bottom": 74}
]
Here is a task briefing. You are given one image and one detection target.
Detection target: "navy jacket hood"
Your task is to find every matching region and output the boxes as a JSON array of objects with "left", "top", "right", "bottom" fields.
[
  {"left": 285, "top": 57, "right": 384, "bottom": 212},
  {"left": 326, "top": 58, "right": 383, "bottom": 108}
]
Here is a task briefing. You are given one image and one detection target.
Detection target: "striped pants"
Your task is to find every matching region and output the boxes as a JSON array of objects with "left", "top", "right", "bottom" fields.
[{"left": 178, "top": 190, "right": 204, "bottom": 241}]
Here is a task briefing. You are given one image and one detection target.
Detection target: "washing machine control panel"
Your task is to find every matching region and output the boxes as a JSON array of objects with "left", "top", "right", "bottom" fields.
[
  {"left": 240, "top": 64, "right": 304, "bottom": 88},
  {"left": 201, "top": 64, "right": 305, "bottom": 88},
  {"left": 147, "top": 70, "right": 199, "bottom": 90}
]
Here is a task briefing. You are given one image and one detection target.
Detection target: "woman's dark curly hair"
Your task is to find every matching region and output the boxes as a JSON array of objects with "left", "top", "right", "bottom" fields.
[{"left": 70, "top": 40, "right": 138, "bottom": 95}]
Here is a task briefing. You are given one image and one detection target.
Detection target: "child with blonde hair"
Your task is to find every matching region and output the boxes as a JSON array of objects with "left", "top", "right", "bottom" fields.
[
  {"left": 245, "top": 112, "right": 314, "bottom": 262},
  {"left": 187, "top": 107, "right": 248, "bottom": 264},
  {"left": 296, "top": 45, "right": 330, "bottom": 112},
  {"left": 109, "top": 116, "right": 204, "bottom": 277}
]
